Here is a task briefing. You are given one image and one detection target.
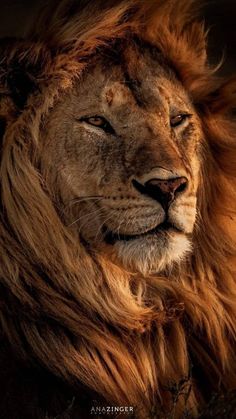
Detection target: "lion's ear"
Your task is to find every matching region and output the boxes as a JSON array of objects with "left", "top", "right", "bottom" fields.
[
  {"left": 0, "top": 39, "right": 51, "bottom": 111},
  {"left": 5, "top": 62, "right": 38, "bottom": 110},
  {"left": 0, "top": 39, "right": 50, "bottom": 140}
]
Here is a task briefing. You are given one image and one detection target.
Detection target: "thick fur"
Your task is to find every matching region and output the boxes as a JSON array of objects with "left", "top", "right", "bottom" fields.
[{"left": 0, "top": 1, "right": 236, "bottom": 418}]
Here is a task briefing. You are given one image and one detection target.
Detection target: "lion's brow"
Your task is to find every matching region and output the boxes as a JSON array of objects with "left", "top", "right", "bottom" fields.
[{"left": 121, "top": 69, "right": 147, "bottom": 108}]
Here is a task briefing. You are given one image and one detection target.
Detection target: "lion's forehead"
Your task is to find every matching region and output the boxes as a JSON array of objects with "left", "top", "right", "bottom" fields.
[{"left": 74, "top": 46, "right": 192, "bottom": 121}]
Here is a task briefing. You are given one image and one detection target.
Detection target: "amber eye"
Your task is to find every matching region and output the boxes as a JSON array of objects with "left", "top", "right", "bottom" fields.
[
  {"left": 170, "top": 114, "right": 190, "bottom": 128},
  {"left": 80, "top": 116, "right": 115, "bottom": 134},
  {"left": 87, "top": 116, "right": 105, "bottom": 126}
]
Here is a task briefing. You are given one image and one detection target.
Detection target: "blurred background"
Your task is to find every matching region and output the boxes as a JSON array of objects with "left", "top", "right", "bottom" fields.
[{"left": 0, "top": 0, "right": 235, "bottom": 76}]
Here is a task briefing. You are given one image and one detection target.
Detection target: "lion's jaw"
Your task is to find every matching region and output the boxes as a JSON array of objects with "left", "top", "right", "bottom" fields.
[
  {"left": 41, "top": 42, "right": 202, "bottom": 275},
  {"left": 105, "top": 230, "right": 192, "bottom": 276}
]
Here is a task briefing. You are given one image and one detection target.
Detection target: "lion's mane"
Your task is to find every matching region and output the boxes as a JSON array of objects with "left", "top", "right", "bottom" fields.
[{"left": 0, "top": 1, "right": 236, "bottom": 417}]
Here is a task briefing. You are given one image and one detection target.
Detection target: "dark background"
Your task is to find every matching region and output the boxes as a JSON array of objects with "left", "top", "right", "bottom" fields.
[{"left": 0, "top": 0, "right": 235, "bottom": 76}]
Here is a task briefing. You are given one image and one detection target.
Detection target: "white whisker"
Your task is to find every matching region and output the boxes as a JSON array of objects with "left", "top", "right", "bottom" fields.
[{"left": 68, "top": 206, "right": 103, "bottom": 227}]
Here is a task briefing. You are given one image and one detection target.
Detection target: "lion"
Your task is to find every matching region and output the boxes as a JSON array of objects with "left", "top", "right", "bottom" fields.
[{"left": 0, "top": 1, "right": 236, "bottom": 418}]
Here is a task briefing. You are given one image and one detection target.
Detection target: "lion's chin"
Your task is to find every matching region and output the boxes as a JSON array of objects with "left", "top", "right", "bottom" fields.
[{"left": 107, "top": 231, "right": 191, "bottom": 276}]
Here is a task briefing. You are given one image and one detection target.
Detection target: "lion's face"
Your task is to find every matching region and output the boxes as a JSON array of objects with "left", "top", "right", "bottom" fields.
[{"left": 41, "top": 44, "right": 202, "bottom": 274}]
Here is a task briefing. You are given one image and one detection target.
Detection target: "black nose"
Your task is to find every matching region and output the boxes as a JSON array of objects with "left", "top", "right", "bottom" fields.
[{"left": 132, "top": 177, "right": 188, "bottom": 210}]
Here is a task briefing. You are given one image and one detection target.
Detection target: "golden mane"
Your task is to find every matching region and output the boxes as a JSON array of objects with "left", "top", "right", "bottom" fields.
[{"left": 0, "top": 1, "right": 236, "bottom": 417}]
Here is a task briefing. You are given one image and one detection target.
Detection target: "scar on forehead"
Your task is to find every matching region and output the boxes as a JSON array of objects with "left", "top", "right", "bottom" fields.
[
  {"left": 104, "top": 82, "right": 133, "bottom": 108},
  {"left": 105, "top": 89, "right": 114, "bottom": 106}
]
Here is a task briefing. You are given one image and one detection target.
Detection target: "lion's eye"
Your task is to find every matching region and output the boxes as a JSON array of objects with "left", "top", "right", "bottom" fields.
[
  {"left": 170, "top": 114, "right": 190, "bottom": 128},
  {"left": 86, "top": 116, "right": 105, "bottom": 127},
  {"left": 80, "top": 116, "right": 115, "bottom": 134}
]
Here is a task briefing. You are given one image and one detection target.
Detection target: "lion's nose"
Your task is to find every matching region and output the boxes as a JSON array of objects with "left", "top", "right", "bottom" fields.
[{"left": 132, "top": 177, "right": 188, "bottom": 210}]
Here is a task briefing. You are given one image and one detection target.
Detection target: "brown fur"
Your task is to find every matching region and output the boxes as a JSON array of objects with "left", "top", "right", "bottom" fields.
[{"left": 0, "top": 1, "right": 236, "bottom": 418}]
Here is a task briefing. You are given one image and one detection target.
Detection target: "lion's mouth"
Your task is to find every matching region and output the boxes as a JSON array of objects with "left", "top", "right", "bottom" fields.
[{"left": 103, "top": 221, "right": 182, "bottom": 245}]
